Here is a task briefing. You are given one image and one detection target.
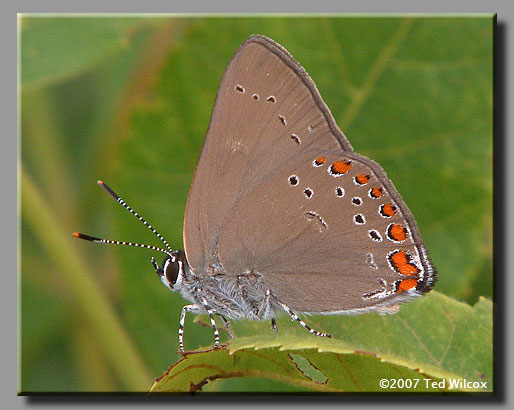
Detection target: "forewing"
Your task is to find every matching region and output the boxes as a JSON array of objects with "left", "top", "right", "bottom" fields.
[{"left": 184, "top": 35, "right": 351, "bottom": 273}]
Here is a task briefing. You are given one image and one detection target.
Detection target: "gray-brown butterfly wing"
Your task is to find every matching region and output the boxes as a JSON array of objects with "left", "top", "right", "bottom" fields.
[
  {"left": 217, "top": 149, "right": 436, "bottom": 312},
  {"left": 184, "top": 35, "right": 351, "bottom": 271},
  {"left": 184, "top": 35, "right": 436, "bottom": 313}
]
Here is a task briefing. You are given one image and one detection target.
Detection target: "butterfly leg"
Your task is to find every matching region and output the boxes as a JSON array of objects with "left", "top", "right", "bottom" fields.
[
  {"left": 278, "top": 302, "right": 332, "bottom": 338},
  {"left": 271, "top": 317, "right": 278, "bottom": 335},
  {"left": 218, "top": 314, "right": 234, "bottom": 339},
  {"left": 179, "top": 304, "right": 203, "bottom": 353},
  {"left": 257, "top": 289, "right": 274, "bottom": 318},
  {"left": 200, "top": 298, "right": 220, "bottom": 349},
  {"left": 258, "top": 290, "right": 278, "bottom": 335}
]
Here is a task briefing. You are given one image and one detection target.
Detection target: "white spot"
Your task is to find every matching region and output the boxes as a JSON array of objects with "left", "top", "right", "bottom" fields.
[
  {"left": 362, "top": 279, "right": 393, "bottom": 300},
  {"left": 229, "top": 139, "right": 250, "bottom": 156},
  {"left": 288, "top": 175, "right": 299, "bottom": 186},
  {"left": 252, "top": 93, "right": 259, "bottom": 100},
  {"left": 305, "top": 211, "right": 328, "bottom": 232},
  {"left": 368, "top": 230, "right": 382, "bottom": 242},
  {"left": 290, "top": 134, "right": 301, "bottom": 145},
  {"left": 353, "top": 214, "right": 366, "bottom": 225},
  {"left": 352, "top": 197, "right": 362, "bottom": 206},
  {"left": 278, "top": 115, "right": 287, "bottom": 125},
  {"left": 267, "top": 95, "right": 276, "bottom": 103},
  {"left": 366, "top": 253, "right": 378, "bottom": 270},
  {"left": 335, "top": 187, "right": 345, "bottom": 197},
  {"left": 235, "top": 84, "right": 245, "bottom": 93}
]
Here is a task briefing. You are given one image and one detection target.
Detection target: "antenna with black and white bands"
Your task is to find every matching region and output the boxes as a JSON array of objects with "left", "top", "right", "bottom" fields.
[{"left": 72, "top": 180, "right": 174, "bottom": 267}]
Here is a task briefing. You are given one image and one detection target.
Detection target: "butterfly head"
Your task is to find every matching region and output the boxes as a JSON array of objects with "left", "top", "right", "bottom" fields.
[{"left": 152, "top": 250, "right": 186, "bottom": 291}]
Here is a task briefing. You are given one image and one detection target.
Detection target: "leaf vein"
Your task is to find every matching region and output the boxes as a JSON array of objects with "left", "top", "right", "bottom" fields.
[{"left": 338, "top": 18, "right": 414, "bottom": 129}]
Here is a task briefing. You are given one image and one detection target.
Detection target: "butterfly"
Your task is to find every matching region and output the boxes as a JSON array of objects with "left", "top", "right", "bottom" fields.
[{"left": 74, "top": 35, "right": 436, "bottom": 353}]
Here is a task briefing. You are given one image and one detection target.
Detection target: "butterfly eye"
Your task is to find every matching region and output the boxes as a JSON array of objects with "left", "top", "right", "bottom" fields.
[{"left": 164, "top": 256, "right": 180, "bottom": 286}]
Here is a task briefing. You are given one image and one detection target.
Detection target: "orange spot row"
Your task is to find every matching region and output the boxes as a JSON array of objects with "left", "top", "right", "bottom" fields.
[
  {"left": 388, "top": 224, "right": 408, "bottom": 242},
  {"left": 396, "top": 278, "right": 418, "bottom": 292},
  {"left": 380, "top": 203, "right": 396, "bottom": 217},
  {"left": 355, "top": 173, "right": 371, "bottom": 185},
  {"left": 330, "top": 160, "right": 352, "bottom": 175},
  {"left": 315, "top": 156, "right": 326, "bottom": 166},
  {"left": 370, "top": 187, "right": 383, "bottom": 199},
  {"left": 389, "top": 250, "right": 420, "bottom": 276}
]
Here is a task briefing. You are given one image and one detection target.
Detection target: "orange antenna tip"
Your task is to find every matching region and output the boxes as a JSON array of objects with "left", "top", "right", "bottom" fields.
[{"left": 72, "top": 232, "right": 80, "bottom": 237}]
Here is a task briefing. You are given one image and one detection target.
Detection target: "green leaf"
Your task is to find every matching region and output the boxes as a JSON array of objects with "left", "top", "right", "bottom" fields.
[
  {"left": 20, "top": 16, "right": 162, "bottom": 89},
  {"left": 150, "top": 347, "right": 441, "bottom": 393},
  {"left": 151, "top": 293, "right": 492, "bottom": 393}
]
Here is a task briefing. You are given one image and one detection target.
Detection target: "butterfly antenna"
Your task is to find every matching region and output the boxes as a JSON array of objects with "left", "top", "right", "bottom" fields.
[
  {"left": 72, "top": 232, "right": 173, "bottom": 259},
  {"left": 95, "top": 180, "right": 174, "bottom": 253}
]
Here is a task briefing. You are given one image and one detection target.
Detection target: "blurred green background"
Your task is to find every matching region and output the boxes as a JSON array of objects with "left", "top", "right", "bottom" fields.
[{"left": 19, "top": 15, "right": 493, "bottom": 392}]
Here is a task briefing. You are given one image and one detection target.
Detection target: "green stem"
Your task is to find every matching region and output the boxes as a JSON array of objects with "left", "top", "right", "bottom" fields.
[{"left": 21, "top": 166, "right": 153, "bottom": 390}]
